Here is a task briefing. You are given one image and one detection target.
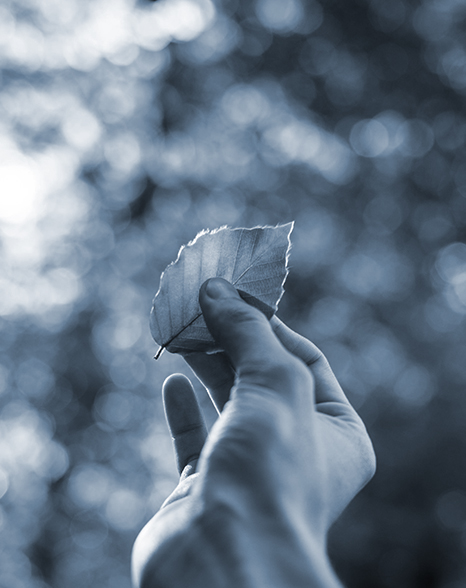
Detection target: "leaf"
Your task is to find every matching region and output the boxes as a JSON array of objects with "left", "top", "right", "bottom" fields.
[{"left": 150, "top": 222, "right": 294, "bottom": 356}]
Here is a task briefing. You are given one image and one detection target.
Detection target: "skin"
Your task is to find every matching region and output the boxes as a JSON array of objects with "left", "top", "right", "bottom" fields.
[{"left": 132, "top": 278, "right": 376, "bottom": 588}]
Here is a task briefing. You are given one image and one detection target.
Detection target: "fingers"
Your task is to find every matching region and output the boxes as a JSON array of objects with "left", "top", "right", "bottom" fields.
[
  {"left": 183, "top": 352, "right": 235, "bottom": 413},
  {"left": 199, "top": 278, "right": 304, "bottom": 394},
  {"left": 162, "top": 374, "right": 208, "bottom": 475},
  {"left": 196, "top": 278, "right": 350, "bottom": 413},
  {"left": 270, "top": 316, "right": 350, "bottom": 407}
]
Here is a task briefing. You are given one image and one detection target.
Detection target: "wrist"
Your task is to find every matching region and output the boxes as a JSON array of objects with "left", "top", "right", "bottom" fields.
[
  {"left": 199, "top": 500, "right": 343, "bottom": 588},
  {"left": 248, "top": 516, "right": 342, "bottom": 588}
]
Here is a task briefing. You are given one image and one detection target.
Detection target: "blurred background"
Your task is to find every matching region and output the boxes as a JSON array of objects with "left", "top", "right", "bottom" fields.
[{"left": 1, "top": 0, "right": 466, "bottom": 586}]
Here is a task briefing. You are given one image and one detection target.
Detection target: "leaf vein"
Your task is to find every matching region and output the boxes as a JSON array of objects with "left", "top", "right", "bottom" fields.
[
  {"left": 153, "top": 224, "right": 292, "bottom": 354},
  {"left": 230, "top": 229, "right": 244, "bottom": 283},
  {"left": 233, "top": 240, "right": 285, "bottom": 285}
]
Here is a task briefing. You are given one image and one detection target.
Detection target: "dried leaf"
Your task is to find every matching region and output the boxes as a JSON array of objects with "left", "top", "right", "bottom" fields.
[{"left": 150, "top": 222, "right": 294, "bottom": 356}]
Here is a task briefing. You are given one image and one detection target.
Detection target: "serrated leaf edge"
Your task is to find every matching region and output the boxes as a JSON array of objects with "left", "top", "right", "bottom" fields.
[{"left": 152, "top": 222, "right": 294, "bottom": 357}]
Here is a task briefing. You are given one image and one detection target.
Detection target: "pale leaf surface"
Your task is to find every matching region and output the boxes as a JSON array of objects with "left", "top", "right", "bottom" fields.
[{"left": 150, "top": 223, "right": 294, "bottom": 355}]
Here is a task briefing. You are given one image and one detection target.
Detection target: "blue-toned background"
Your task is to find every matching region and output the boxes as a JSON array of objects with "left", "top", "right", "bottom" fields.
[{"left": 1, "top": 0, "right": 466, "bottom": 586}]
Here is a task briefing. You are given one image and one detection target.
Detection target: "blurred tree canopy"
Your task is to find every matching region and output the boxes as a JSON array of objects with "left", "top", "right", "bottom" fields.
[{"left": 1, "top": 0, "right": 466, "bottom": 586}]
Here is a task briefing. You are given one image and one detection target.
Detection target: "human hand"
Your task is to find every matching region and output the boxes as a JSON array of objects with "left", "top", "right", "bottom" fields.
[{"left": 132, "top": 278, "right": 376, "bottom": 588}]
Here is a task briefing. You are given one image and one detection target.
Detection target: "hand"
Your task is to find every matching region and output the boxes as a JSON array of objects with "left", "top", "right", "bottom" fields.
[{"left": 132, "top": 278, "right": 376, "bottom": 588}]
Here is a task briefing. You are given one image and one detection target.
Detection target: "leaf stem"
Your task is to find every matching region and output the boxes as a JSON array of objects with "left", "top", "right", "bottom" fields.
[
  {"left": 156, "top": 290, "right": 274, "bottom": 357},
  {"left": 154, "top": 346, "right": 165, "bottom": 360},
  {"left": 159, "top": 311, "right": 203, "bottom": 354}
]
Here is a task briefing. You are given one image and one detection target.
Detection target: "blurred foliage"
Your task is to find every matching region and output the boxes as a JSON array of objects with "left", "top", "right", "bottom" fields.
[{"left": 1, "top": 0, "right": 466, "bottom": 586}]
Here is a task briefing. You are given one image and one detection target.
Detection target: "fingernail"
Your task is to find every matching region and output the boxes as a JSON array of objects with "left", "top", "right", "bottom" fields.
[{"left": 203, "top": 278, "right": 238, "bottom": 299}]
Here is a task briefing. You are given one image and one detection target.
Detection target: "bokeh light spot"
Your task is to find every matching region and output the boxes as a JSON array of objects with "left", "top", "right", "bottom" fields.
[
  {"left": 350, "top": 118, "right": 390, "bottom": 157},
  {"left": 436, "top": 243, "right": 466, "bottom": 285},
  {"left": 105, "top": 488, "right": 145, "bottom": 530},
  {"left": 221, "top": 84, "right": 270, "bottom": 126},
  {"left": 68, "top": 463, "right": 113, "bottom": 508},
  {"left": 393, "top": 364, "right": 435, "bottom": 406},
  {"left": 181, "top": 16, "right": 241, "bottom": 64},
  {"left": 0, "top": 156, "right": 45, "bottom": 225},
  {"left": 396, "top": 119, "right": 434, "bottom": 158},
  {"left": 62, "top": 108, "right": 102, "bottom": 151},
  {"left": 94, "top": 390, "right": 134, "bottom": 429},
  {"left": 255, "top": 0, "right": 304, "bottom": 34}
]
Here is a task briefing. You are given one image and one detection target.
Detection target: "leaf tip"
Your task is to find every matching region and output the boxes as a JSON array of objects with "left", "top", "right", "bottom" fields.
[{"left": 278, "top": 220, "right": 295, "bottom": 236}]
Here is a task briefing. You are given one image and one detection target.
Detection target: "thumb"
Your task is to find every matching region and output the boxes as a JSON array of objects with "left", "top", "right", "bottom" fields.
[{"left": 199, "top": 278, "right": 299, "bottom": 392}]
